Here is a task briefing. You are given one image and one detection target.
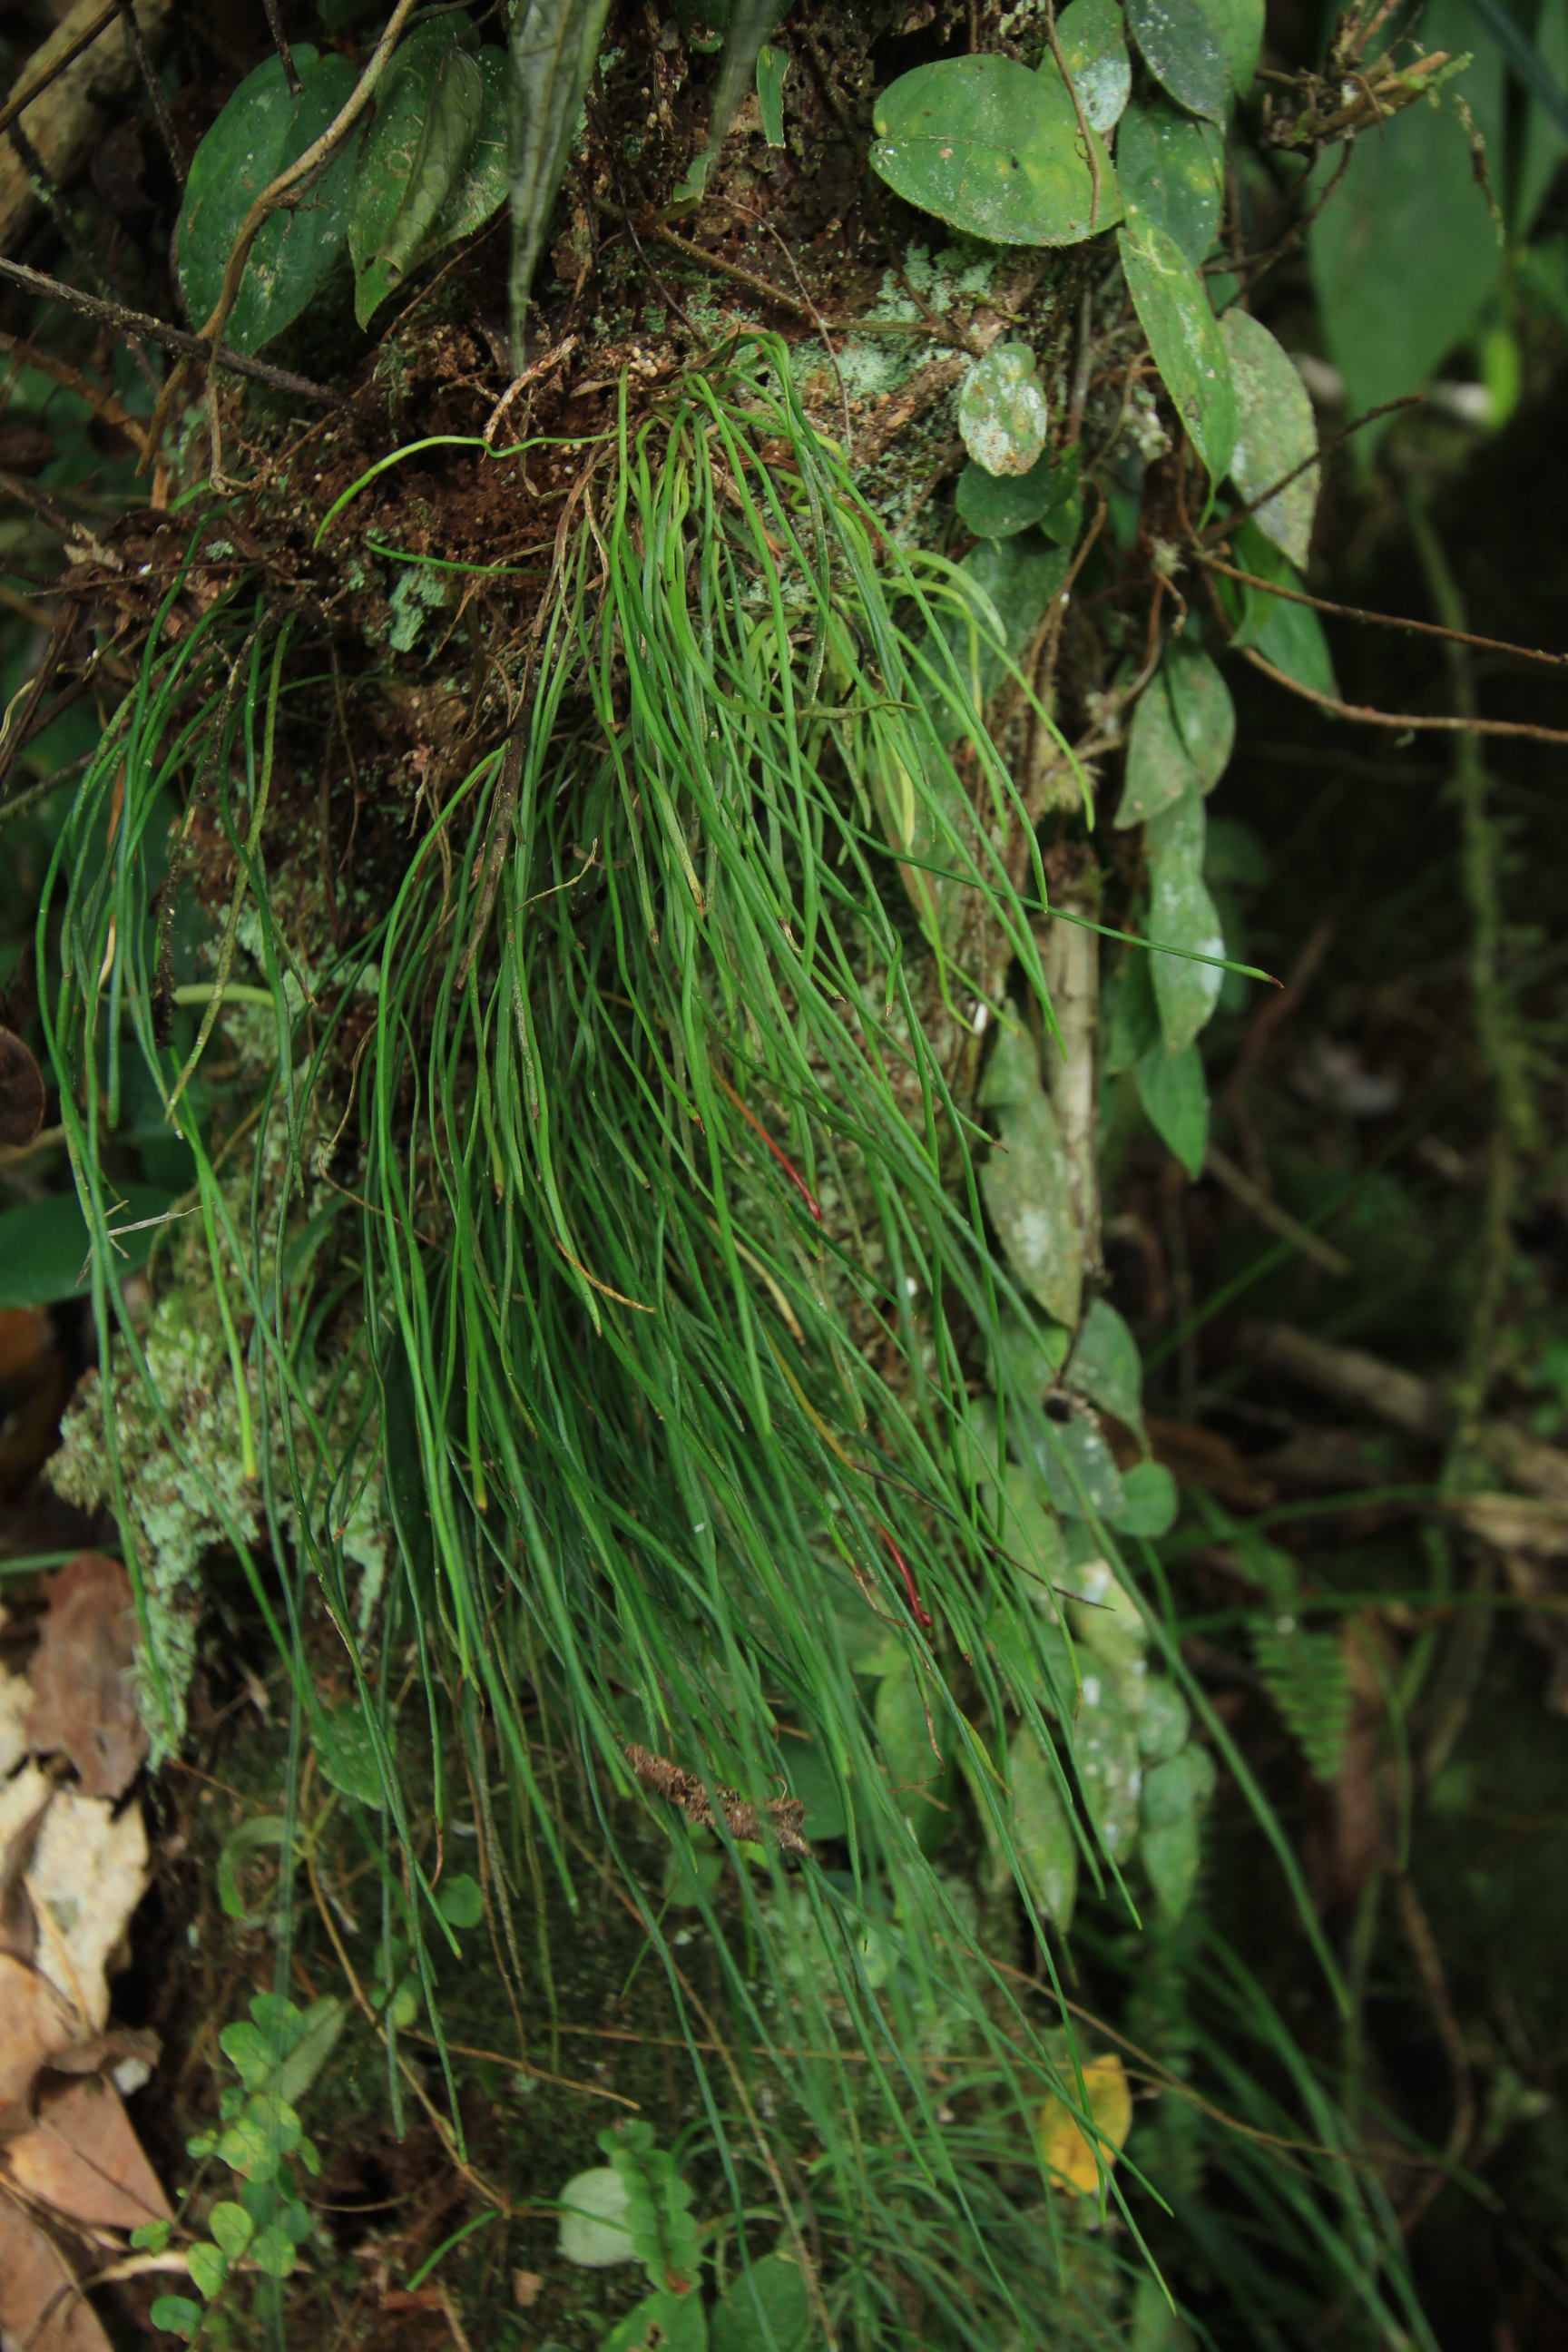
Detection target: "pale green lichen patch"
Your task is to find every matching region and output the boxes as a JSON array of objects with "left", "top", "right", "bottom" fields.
[{"left": 48, "top": 1247, "right": 387, "bottom": 1760}]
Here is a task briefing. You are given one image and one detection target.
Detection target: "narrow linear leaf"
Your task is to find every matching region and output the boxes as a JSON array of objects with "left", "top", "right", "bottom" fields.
[
  {"left": 705, "top": 0, "right": 783, "bottom": 167},
  {"left": 510, "top": 0, "right": 616, "bottom": 354},
  {"left": 756, "top": 43, "right": 788, "bottom": 146}
]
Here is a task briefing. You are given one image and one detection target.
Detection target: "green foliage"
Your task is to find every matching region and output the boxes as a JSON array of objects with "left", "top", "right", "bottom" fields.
[
  {"left": 604, "top": 2121, "right": 704, "bottom": 2292},
  {"left": 1119, "top": 217, "right": 1236, "bottom": 482},
  {"left": 1166, "top": 634, "right": 1235, "bottom": 789},
  {"left": 960, "top": 340, "right": 1051, "bottom": 477},
  {"left": 756, "top": 44, "right": 788, "bottom": 145},
  {"left": 154, "top": 1994, "right": 340, "bottom": 2326},
  {"left": 956, "top": 442, "right": 1081, "bottom": 542},
  {"left": 1010, "top": 1720, "right": 1080, "bottom": 1926},
  {"left": 175, "top": 19, "right": 509, "bottom": 348},
  {"left": 1123, "top": 0, "right": 1230, "bottom": 123},
  {"left": 1119, "top": 101, "right": 1223, "bottom": 263},
  {"left": 979, "top": 1021, "right": 1082, "bottom": 1327},
  {"left": 710, "top": 2248, "right": 812, "bottom": 2352},
  {"left": 348, "top": 24, "right": 507, "bottom": 328},
  {"left": 1136, "top": 1042, "right": 1209, "bottom": 1178},
  {"left": 1120, "top": 664, "right": 1195, "bottom": 828},
  {"left": 1068, "top": 1297, "right": 1143, "bottom": 1428},
  {"left": 871, "top": 55, "right": 1121, "bottom": 244},
  {"left": 1309, "top": 0, "right": 1504, "bottom": 425},
  {"left": 606, "top": 2290, "right": 709, "bottom": 2351},
  {"left": 176, "top": 50, "right": 358, "bottom": 351},
  {"left": 0, "top": 1184, "right": 170, "bottom": 1306},
  {"left": 312, "top": 1700, "right": 383, "bottom": 1802},
  {"left": 703, "top": 0, "right": 787, "bottom": 171},
  {"left": 509, "top": 0, "right": 615, "bottom": 350},
  {"left": 1252, "top": 1622, "right": 1354, "bottom": 1782},
  {"left": 1219, "top": 519, "right": 1337, "bottom": 694},
  {"left": 1056, "top": 0, "right": 1131, "bottom": 133},
  {"left": 1147, "top": 789, "right": 1225, "bottom": 1052},
  {"left": 1222, "top": 308, "right": 1320, "bottom": 565}
]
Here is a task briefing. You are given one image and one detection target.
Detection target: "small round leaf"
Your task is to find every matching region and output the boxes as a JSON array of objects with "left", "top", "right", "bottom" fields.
[{"left": 959, "top": 342, "right": 1050, "bottom": 477}]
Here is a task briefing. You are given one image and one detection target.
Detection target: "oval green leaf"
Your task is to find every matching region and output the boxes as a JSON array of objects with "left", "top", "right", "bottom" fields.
[
  {"left": 177, "top": 50, "right": 359, "bottom": 354},
  {"left": 957, "top": 444, "right": 1080, "bottom": 541},
  {"left": 959, "top": 340, "right": 1050, "bottom": 477},
  {"left": 0, "top": 1185, "right": 174, "bottom": 1309},
  {"left": 1118, "top": 99, "right": 1223, "bottom": 263},
  {"left": 349, "top": 26, "right": 508, "bottom": 328},
  {"left": 1009, "top": 1724, "right": 1079, "bottom": 1927},
  {"left": 1056, "top": 0, "right": 1131, "bottom": 133},
  {"left": 1120, "top": 214, "right": 1236, "bottom": 481},
  {"left": 872, "top": 54, "right": 1121, "bottom": 245},
  {"left": 1147, "top": 786, "right": 1225, "bottom": 1051},
  {"left": 1134, "top": 1038, "right": 1208, "bottom": 1177},
  {"left": 1165, "top": 632, "right": 1234, "bottom": 789},
  {"left": 1069, "top": 1297, "right": 1142, "bottom": 1427},
  {"left": 711, "top": 2248, "right": 811, "bottom": 2352},
  {"left": 1117, "top": 668, "right": 1197, "bottom": 828},
  {"left": 1222, "top": 306, "right": 1319, "bottom": 566},
  {"left": 1125, "top": 0, "right": 1229, "bottom": 122}
]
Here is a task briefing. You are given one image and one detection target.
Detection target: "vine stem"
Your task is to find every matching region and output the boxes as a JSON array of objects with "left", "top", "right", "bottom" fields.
[{"left": 142, "top": 0, "right": 420, "bottom": 478}]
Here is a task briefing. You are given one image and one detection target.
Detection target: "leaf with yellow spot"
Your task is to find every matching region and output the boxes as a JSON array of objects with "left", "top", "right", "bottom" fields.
[{"left": 1038, "top": 2053, "right": 1133, "bottom": 2192}]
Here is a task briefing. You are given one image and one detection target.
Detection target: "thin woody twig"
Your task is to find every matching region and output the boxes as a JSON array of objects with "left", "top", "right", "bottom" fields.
[
  {"left": 167, "top": 0, "right": 421, "bottom": 476},
  {"left": 0, "top": 327, "right": 146, "bottom": 453},
  {"left": 0, "top": 0, "right": 121, "bottom": 137},
  {"left": 1239, "top": 645, "right": 1568, "bottom": 745},
  {"left": 260, "top": 0, "right": 303, "bottom": 94},
  {"left": 0, "top": 255, "right": 342, "bottom": 403},
  {"left": 1200, "top": 552, "right": 1568, "bottom": 671},
  {"left": 1200, "top": 395, "right": 1420, "bottom": 540},
  {"left": 648, "top": 215, "right": 818, "bottom": 323},
  {"left": 117, "top": 0, "right": 183, "bottom": 182}
]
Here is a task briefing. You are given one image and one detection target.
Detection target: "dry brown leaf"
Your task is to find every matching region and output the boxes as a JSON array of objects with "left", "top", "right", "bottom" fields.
[
  {"left": 25, "top": 1554, "right": 148, "bottom": 1799},
  {"left": 0, "top": 2192, "right": 113, "bottom": 2352},
  {"left": 27, "top": 1784, "right": 149, "bottom": 2032},
  {"left": 0, "top": 1026, "right": 44, "bottom": 1148},
  {"left": 0, "top": 1763, "right": 150, "bottom": 2038},
  {"left": 0, "top": 1950, "right": 81, "bottom": 2111},
  {"left": 0, "top": 2212, "right": 103, "bottom": 2347},
  {"left": 5, "top": 2075, "right": 172, "bottom": 2232},
  {"left": 0, "top": 1642, "right": 30, "bottom": 1779}
]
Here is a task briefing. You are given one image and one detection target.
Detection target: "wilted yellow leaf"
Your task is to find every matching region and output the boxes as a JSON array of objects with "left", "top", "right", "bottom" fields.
[{"left": 1037, "top": 2053, "right": 1133, "bottom": 2193}]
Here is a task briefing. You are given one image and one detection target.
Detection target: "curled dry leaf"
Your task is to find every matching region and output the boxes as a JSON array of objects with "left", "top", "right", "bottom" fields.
[
  {"left": 0, "top": 1762, "right": 149, "bottom": 2033},
  {"left": 25, "top": 1553, "right": 149, "bottom": 1800},
  {"left": 0, "top": 2199, "right": 115, "bottom": 2352},
  {"left": 0, "top": 1025, "right": 44, "bottom": 1149},
  {"left": 0, "top": 1948, "right": 83, "bottom": 2110}
]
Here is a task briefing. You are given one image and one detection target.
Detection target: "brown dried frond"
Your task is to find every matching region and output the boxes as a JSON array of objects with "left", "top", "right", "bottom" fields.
[{"left": 623, "top": 1743, "right": 811, "bottom": 1860}]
